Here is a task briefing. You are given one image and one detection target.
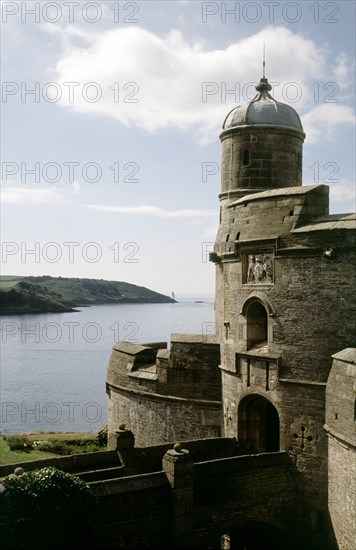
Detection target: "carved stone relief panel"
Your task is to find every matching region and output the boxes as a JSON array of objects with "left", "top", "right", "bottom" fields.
[{"left": 245, "top": 252, "right": 274, "bottom": 284}]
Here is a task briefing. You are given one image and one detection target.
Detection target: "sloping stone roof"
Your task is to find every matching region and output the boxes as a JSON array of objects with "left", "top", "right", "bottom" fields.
[
  {"left": 229, "top": 185, "right": 326, "bottom": 208},
  {"left": 112, "top": 342, "right": 152, "bottom": 355},
  {"left": 331, "top": 348, "right": 356, "bottom": 364},
  {"left": 292, "top": 213, "right": 356, "bottom": 233}
]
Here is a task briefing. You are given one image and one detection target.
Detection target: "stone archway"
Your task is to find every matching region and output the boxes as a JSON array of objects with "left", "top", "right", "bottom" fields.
[
  {"left": 227, "top": 522, "right": 293, "bottom": 550},
  {"left": 238, "top": 395, "right": 280, "bottom": 454}
]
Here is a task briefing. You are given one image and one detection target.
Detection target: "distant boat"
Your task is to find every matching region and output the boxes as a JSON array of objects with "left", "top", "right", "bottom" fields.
[{"left": 195, "top": 300, "right": 204, "bottom": 303}]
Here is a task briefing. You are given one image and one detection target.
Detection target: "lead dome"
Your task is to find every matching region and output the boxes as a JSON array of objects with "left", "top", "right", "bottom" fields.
[{"left": 222, "top": 76, "right": 304, "bottom": 134}]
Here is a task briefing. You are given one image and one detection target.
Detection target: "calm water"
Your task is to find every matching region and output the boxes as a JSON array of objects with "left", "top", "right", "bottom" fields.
[{"left": 0, "top": 300, "right": 215, "bottom": 434}]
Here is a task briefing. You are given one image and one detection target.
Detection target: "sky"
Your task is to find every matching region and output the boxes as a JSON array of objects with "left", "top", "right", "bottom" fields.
[{"left": 1, "top": 0, "right": 355, "bottom": 299}]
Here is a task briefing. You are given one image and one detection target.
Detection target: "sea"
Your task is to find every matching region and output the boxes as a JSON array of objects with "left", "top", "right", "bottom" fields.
[{"left": 0, "top": 298, "right": 215, "bottom": 434}]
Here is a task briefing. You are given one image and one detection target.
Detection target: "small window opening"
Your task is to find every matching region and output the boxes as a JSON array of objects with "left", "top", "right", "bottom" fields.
[
  {"left": 235, "top": 354, "right": 240, "bottom": 376},
  {"left": 246, "top": 301, "right": 268, "bottom": 349},
  {"left": 247, "top": 359, "right": 251, "bottom": 387},
  {"left": 243, "top": 150, "right": 250, "bottom": 165},
  {"left": 266, "top": 362, "right": 270, "bottom": 391}
]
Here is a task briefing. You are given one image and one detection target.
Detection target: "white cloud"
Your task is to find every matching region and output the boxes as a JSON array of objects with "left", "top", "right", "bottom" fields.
[
  {"left": 86, "top": 204, "right": 216, "bottom": 218},
  {"left": 72, "top": 180, "right": 81, "bottom": 194},
  {"left": 329, "top": 180, "right": 356, "bottom": 204},
  {"left": 332, "top": 52, "right": 355, "bottom": 91},
  {"left": 302, "top": 104, "right": 356, "bottom": 142},
  {"left": 1, "top": 185, "right": 64, "bottom": 205},
  {"left": 302, "top": 179, "right": 356, "bottom": 211},
  {"left": 41, "top": 24, "right": 355, "bottom": 144}
]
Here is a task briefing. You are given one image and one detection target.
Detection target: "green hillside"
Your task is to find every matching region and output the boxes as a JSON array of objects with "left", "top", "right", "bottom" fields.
[{"left": 0, "top": 276, "right": 175, "bottom": 315}]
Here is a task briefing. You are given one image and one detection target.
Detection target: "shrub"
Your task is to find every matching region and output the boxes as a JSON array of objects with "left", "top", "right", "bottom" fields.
[
  {"left": 69, "top": 443, "right": 102, "bottom": 454},
  {"left": 0, "top": 467, "right": 96, "bottom": 549},
  {"left": 209, "top": 252, "right": 221, "bottom": 264},
  {"left": 32, "top": 440, "right": 72, "bottom": 455},
  {"left": 4, "top": 435, "right": 32, "bottom": 452},
  {"left": 33, "top": 439, "right": 100, "bottom": 455}
]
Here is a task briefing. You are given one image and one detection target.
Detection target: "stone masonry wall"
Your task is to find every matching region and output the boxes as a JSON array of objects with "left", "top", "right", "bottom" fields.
[
  {"left": 326, "top": 349, "right": 356, "bottom": 550},
  {"left": 107, "top": 336, "right": 222, "bottom": 448},
  {"left": 89, "top": 450, "right": 309, "bottom": 550},
  {"left": 214, "top": 187, "right": 356, "bottom": 525},
  {"left": 220, "top": 127, "right": 304, "bottom": 196},
  {"left": 108, "top": 388, "right": 221, "bottom": 448}
]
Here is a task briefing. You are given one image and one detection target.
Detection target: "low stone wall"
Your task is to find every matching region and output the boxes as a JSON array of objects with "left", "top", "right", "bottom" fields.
[
  {"left": 92, "top": 472, "right": 170, "bottom": 549},
  {"left": 88, "top": 449, "right": 303, "bottom": 549},
  {"left": 0, "top": 449, "right": 119, "bottom": 478}
]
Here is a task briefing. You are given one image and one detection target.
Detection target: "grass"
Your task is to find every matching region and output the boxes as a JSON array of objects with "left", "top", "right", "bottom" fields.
[
  {"left": 0, "top": 274, "right": 174, "bottom": 304},
  {"left": 0, "top": 276, "right": 24, "bottom": 290},
  {"left": 0, "top": 432, "right": 98, "bottom": 465}
]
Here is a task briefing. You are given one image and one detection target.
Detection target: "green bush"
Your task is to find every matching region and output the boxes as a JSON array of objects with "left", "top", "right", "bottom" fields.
[
  {"left": 69, "top": 443, "right": 102, "bottom": 454},
  {"left": 4, "top": 435, "right": 32, "bottom": 452},
  {"left": 0, "top": 467, "right": 96, "bottom": 549},
  {"left": 32, "top": 440, "right": 72, "bottom": 455},
  {"left": 209, "top": 251, "right": 221, "bottom": 264},
  {"left": 33, "top": 439, "right": 101, "bottom": 455}
]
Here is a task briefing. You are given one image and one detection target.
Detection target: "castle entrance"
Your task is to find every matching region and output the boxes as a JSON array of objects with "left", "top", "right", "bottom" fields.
[
  {"left": 238, "top": 395, "right": 279, "bottom": 454},
  {"left": 222, "top": 522, "right": 293, "bottom": 550}
]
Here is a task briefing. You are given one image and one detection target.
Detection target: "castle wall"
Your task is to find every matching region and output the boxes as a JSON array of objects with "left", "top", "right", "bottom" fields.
[
  {"left": 220, "top": 127, "right": 304, "bottom": 197},
  {"left": 325, "top": 349, "right": 356, "bottom": 550},
  {"left": 93, "top": 472, "right": 170, "bottom": 549},
  {"left": 108, "top": 388, "right": 221, "bottom": 448},
  {"left": 90, "top": 449, "right": 305, "bottom": 549},
  {"left": 106, "top": 335, "right": 222, "bottom": 447},
  {"left": 215, "top": 187, "right": 356, "bottom": 522}
]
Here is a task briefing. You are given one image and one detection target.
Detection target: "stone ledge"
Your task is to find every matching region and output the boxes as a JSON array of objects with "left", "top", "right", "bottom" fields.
[
  {"left": 106, "top": 382, "right": 221, "bottom": 406},
  {"left": 324, "top": 424, "right": 356, "bottom": 451},
  {"left": 331, "top": 348, "right": 356, "bottom": 364},
  {"left": 279, "top": 378, "right": 326, "bottom": 386}
]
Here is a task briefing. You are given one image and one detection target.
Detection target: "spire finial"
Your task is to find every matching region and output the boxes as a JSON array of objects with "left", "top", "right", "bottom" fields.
[{"left": 256, "top": 43, "right": 272, "bottom": 93}]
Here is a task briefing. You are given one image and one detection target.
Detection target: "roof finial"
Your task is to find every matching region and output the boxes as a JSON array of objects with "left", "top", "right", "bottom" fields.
[{"left": 256, "top": 43, "right": 272, "bottom": 93}]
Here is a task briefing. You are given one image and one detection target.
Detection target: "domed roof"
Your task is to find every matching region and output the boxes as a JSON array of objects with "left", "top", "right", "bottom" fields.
[{"left": 222, "top": 77, "right": 304, "bottom": 133}]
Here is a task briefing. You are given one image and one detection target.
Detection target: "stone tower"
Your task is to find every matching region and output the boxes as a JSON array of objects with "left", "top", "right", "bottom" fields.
[
  {"left": 219, "top": 76, "right": 305, "bottom": 206},
  {"left": 104, "top": 70, "right": 355, "bottom": 550},
  {"left": 214, "top": 73, "right": 356, "bottom": 547}
]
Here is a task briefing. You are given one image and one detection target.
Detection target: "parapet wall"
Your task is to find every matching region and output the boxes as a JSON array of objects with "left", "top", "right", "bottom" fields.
[
  {"left": 89, "top": 448, "right": 304, "bottom": 550},
  {"left": 326, "top": 348, "right": 356, "bottom": 550},
  {"left": 106, "top": 335, "right": 222, "bottom": 447}
]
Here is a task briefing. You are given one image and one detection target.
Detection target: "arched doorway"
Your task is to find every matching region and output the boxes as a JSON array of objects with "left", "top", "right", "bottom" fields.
[
  {"left": 227, "top": 522, "right": 293, "bottom": 550},
  {"left": 238, "top": 395, "right": 279, "bottom": 454},
  {"left": 246, "top": 301, "right": 267, "bottom": 349}
]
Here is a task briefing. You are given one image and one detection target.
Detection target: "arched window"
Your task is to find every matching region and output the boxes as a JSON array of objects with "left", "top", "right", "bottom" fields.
[
  {"left": 246, "top": 301, "right": 267, "bottom": 349},
  {"left": 243, "top": 150, "right": 250, "bottom": 165}
]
